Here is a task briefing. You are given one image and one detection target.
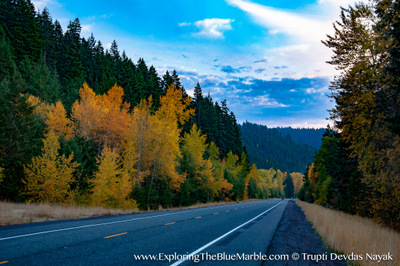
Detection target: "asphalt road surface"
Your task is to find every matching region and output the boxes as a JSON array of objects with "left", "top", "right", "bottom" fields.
[{"left": 0, "top": 199, "right": 288, "bottom": 265}]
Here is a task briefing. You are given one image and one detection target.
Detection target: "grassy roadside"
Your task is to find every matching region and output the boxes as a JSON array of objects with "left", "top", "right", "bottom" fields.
[
  {"left": 0, "top": 199, "right": 261, "bottom": 226},
  {"left": 296, "top": 200, "right": 400, "bottom": 266},
  {"left": 0, "top": 201, "right": 139, "bottom": 226}
]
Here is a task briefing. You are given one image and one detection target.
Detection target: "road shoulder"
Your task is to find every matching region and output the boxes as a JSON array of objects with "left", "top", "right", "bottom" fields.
[{"left": 263, "top": 200, "right": 346, "bottom": 265}]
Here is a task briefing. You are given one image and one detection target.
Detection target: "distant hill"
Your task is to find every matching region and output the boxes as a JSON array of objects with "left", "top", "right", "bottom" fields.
[
  {"left": 240, "top": 122, "right": 322, "bottom": 173},
  {"left": 275, "top": 127, "right": 325, "bottom": 149}
]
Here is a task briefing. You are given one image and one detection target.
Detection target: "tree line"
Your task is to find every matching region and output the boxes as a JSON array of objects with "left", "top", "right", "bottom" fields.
[
  {"left": 275, "top": 127, "right": 325, "bottom": 149},
  {"left": 0, "top": 0, "right": 301, "bottom": 209},
  {"left": 298, "top": 0, "right": 400, "bottom": 230},
  {"left": 240, "top": 122, "right": 317, "bottom": 173}
]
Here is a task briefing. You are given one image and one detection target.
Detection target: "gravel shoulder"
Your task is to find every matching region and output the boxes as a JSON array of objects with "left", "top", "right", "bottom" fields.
[{"left": 262, "top": 200, "right": 346, "bottom": 265}]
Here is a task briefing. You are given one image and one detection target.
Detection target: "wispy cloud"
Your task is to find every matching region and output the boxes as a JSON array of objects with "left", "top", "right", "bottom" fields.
[
  {"left": 225, "top": 0, "right": 354, "bottom": 78},
  {"left": 32, "top": 0, "right": 54, "bottom": 11},
  {"left": 192, "top": 18, "right": 234, "bottom": 39},
  {"left": 227, "top": 0, "right": 330, "bottom": 43},
  {"left": 318, "top": 0, "right": 358, "bottom": 6},
  {"left": 178, "top": 22, "right": 192, "bottom": 27},
  {"left": 251, "top": 95, "right": 288, "bottom": 108},
  {"left": 32, "top": 0, "right": 64, "bottom": 12},
  {"left": 81, "top": 24, "right": 94, "bottom": 34}
]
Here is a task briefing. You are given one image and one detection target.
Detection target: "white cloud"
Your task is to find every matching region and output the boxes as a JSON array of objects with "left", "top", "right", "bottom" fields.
[
  {"left": 226, "top": 0, "right": 346, "bottom": 78},
  {"left": 255, "top": 118, "right": 332, "bottom": 129},
  {"left": 81, "top": 24, "right": 94, "bottom": 34},
  {"left": 227, "top": 0, "right": 332, "bottom": 43},
  {"left": 263, "top": 44, "right": 335, "bottom": 79},
  {"left": 32, "top": 0, "right": 52, "bottom": 11},
  {"left": 249, "top": 95, "right": 288, "bottom": 108},
  {"left": 32, "top": 0, "right": 60, "bottom": 12},
  {"left": 318, "top": 0, "right": 358, "bottom": 7},
  {"left": 178, "top": 22, "right": 192, "bottom": 27},
  {"left": 192, "top": 18, "right": 234, "bottom": 39}
]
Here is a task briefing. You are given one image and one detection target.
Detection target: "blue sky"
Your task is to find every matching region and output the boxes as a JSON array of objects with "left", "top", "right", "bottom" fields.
[{"left": 33, "top": 0, "right": 358, "bottom": 128}]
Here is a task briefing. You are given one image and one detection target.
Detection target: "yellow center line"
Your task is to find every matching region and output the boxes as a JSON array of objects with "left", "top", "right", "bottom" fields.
[
  {"left": 0, "top": 261, "right": 9, "bottom": 264},
  {"left": 195, "top": 216, "right": 202, "bottom": 219},
  {"left": 103, "top": 232, "right": 128, "bottom": 239},
  {"left": 164, "top": 222, "right": 176, "bottom": 225}
]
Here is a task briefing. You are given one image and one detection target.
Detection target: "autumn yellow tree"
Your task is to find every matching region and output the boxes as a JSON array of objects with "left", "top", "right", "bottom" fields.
[
  {"left": 124, "top": 97, "right": 156, "bottom": 186},
  {"left": 243, "top": 164, "right": 264, "bottom": 200},
  {"left": 145, "top": 84, "right": 194, "bottom": 208},
  {"left": 46, "top": 101, "right": 73, "bottom": 140},
  {"left": 27, "top": 95, "right": 73, "bottom": 139},
  {"left": 257, "top": 168, "right": 274, "bottom": 198},
  {"left": 180, "top": 124, "right": 215, "bottom": 202},
  {"left": 24, "top": 131, "right": 79, "bottom": 203},
  {"left": 207, "top": 141, "right": 233, "bottom": 201},
  {"left": 222, "top": 151, "right": 246, "bottom": 199},
  {"left": 97, "top": 84, "right": 130, "bottom": 149},
  {"left": 71, "top": 83, "right": 103, "bottom": 141},
  {"left": 91, "top": 147, "right": 135, "bottom": 209},
  {"left": 290, "top": 172, "right": 304, "bottom": 196}
]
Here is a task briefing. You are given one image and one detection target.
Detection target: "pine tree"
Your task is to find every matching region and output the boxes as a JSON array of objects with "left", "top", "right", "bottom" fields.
[
  {"left": 0, "top": 36, "right": 44, "bottom": 201},
  {"left": 283, "top": 175, "right": 294, "bottom": 198},
  {"left": 0, "top": 0, "right": 43, "bottom": 63},
  {"left": 37, "top": 8, "right": 57, "bottom": 71},
  {"left": 161, "top": 70, "right": 173, "bottom": 93}
]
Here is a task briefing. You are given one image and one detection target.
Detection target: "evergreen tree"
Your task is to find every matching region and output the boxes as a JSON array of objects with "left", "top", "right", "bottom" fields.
[
  {"left": 283, "top": 175, "right": 294, "bottom": 198},
  {"left": 0, "top": 36, "right": 44, "bottom": 201},
  {"left": 148, "top": 65, "right": 162, "bottom": 109},
  {"left": 161, "top": 70, "right": 173, "bottom": 93},
  {"left": 0, "top": 0, "right": 43, "bottom": 63},
  {"left": 37, "top": 8, "right": 57, "bottom": 72}
]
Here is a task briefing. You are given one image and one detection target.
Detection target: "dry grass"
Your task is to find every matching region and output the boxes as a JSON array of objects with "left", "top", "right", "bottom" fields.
[
  {"left": 297, "top": 200, "right": 400, "bottom": 266},
  {"left": 0, "top": 201, "right": 139, "bottom": 226},
  {"left": 0, "top": 199, "right": 263, "bottom": 226}
]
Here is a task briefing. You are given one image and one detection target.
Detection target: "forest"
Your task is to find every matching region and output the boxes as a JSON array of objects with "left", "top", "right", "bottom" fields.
[
  {"left": 0, "top": 0, "right": 303, "bottom": 210},
  {"left": 275, "top": 127, "right": 325, "bottom": 149},
  {"left": 240, "top": 122, "right": 318, "bottom": 173},
  {"left": 298, "top": 1, "right": 400, "bottom": 230}
]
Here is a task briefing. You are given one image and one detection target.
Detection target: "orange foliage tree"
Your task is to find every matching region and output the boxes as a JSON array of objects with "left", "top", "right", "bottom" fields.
[
  {"left": 71, "top": 83, "right": 129, "bottom": 152},
  {"left": 27, "top": 95, "right": 73, "bottom": 139}
]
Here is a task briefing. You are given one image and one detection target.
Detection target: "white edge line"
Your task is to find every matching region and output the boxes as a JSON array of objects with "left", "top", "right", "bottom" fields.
[
  {"left": 170, "top": 200, "right": 285, "bottom": 266},
  {"left": 0, "top": 201, "right": 268, "bottom": 241}
]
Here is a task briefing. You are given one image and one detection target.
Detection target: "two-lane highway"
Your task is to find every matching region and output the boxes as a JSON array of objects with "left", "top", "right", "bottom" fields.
[{"left": 0, "top": 199, "right": 288, "bottom": 265}]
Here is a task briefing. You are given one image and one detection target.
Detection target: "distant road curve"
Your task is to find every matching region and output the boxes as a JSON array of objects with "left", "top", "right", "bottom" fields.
[{"left": 0, "top": 199, "right": 288, "bottom": 265}]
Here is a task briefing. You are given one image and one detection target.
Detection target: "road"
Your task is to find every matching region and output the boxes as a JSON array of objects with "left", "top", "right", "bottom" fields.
[{"left": 0, "top": 199, "right": 288, "bottom": 265}]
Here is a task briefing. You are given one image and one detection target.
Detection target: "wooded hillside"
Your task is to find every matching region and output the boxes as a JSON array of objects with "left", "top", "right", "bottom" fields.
[{"left": 0, "top": 0, "right": 303, "bottom": 209}]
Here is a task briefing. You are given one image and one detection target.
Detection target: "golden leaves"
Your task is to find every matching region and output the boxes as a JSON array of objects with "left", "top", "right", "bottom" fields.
[
  {"left": 24, "top": 131, "right": 79, "bottom": 204},
  {"left": 71, "top": 83, "right": 130, "bottom": 150}
]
